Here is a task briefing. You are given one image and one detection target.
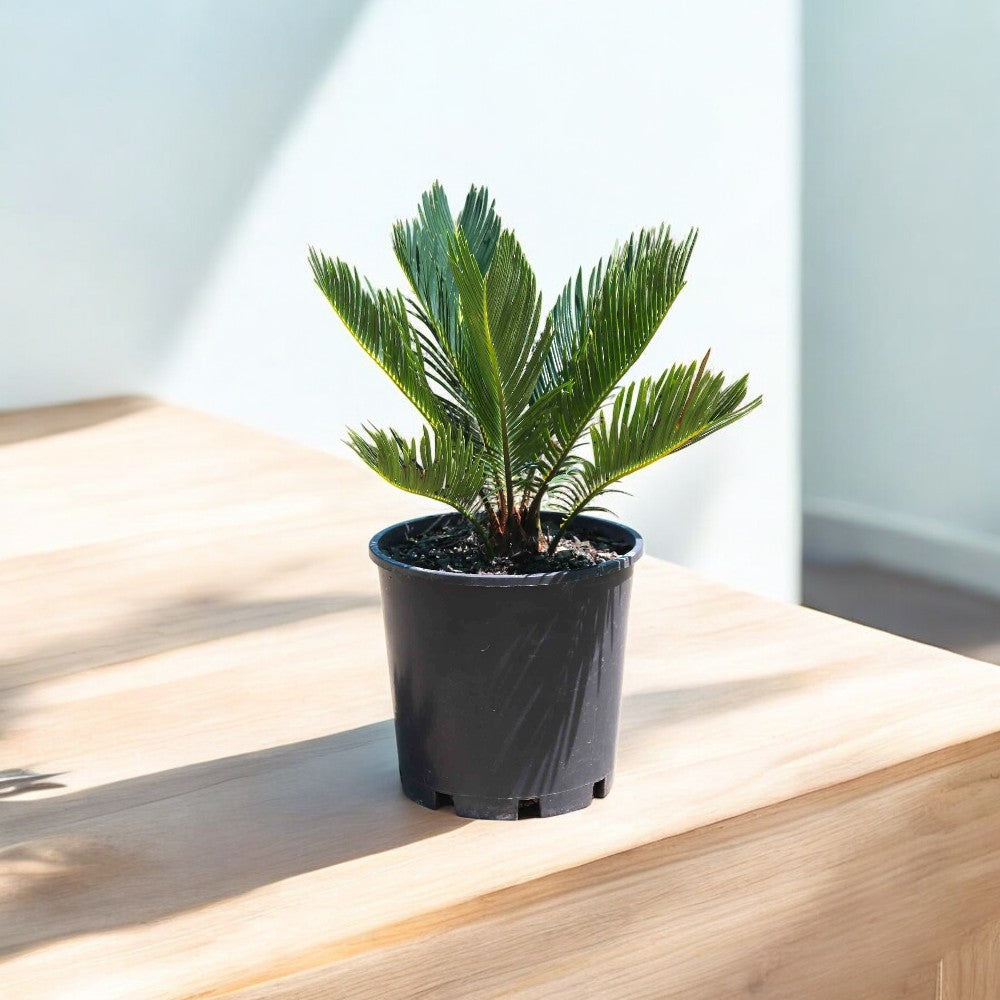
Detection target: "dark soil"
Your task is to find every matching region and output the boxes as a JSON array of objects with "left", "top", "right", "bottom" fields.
[{"left": 384, "top": 519, "right": 625, "bottom": 575}]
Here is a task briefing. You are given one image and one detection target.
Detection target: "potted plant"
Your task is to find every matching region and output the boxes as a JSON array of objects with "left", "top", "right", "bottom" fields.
[{"left": 311, "top": 183, "right": 760, "bottom": 820}]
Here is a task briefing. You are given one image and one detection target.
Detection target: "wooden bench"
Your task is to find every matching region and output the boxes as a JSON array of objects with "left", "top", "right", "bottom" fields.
[{"left": 2, "top": 398, "right": 1000, "bottom": 999}]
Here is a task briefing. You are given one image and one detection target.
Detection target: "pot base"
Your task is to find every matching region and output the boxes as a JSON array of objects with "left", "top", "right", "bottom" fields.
[{"left": 401, "top": 774, "right": 613, "bottom": 821}]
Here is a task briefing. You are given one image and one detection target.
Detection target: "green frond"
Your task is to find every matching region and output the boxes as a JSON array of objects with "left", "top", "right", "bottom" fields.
[
  {"left": 309, "top": 248, "right": 443, "bottom": 426},
  {"left": 346, "top": 423, "right": 488, "bottom": 543},
  {"left": 482, "top": 230, "right": 547, "bottom": 415},
  {"left": 392, "top": 182, "right": 502, "bottom": 363},
  {"left": 535, "top": 262, "right": 604, "bottom": 399},
  {"left": 313, "top": 183, "right": 762, "bottom": 556},
  {"left": 390, "top": 183, "right": 509, "bottom": 458},
  {"left": 456, "top": 184, "right": 502, "bottom": 273},
  {"left": 530, "top": 227, "right": 698, "bottom": 505},
  {"left": 549, "top": 357, "right": 762, "bottom": 544},
  {"left": 392, "top": 182, "right": 462, "bottom": 358},
  {"left": 447, "top": 227, "right": 551, "bottom": 508}
]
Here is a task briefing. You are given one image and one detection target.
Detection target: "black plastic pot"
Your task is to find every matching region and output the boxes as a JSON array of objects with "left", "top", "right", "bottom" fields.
[{"left": 369, "top": 512, "right": 643, "bottom": 820}]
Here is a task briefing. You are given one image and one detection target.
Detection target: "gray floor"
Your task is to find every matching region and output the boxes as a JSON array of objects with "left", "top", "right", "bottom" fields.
[{"left": 802, "top": 562, "right": 1000, "bottom": 666}]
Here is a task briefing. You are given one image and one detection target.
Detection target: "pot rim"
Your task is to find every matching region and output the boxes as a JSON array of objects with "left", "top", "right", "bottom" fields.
[{"left": 369, "top": 511, "right": 643, "bottom": 588}]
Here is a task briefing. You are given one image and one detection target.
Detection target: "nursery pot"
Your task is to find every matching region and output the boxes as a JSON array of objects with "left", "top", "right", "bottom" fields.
[{"left": 369, "top": 512, "right": 643, "bottom": 820}]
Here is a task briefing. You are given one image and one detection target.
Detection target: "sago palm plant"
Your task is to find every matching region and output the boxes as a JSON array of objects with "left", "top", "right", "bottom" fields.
[{"left": 310, "top": 183, "right": 761, "bottom": 560}]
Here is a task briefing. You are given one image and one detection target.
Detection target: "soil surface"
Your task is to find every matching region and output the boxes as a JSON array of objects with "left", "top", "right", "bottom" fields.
[{"left": 384, "top": 519, "right": 625, "bottom": 575}]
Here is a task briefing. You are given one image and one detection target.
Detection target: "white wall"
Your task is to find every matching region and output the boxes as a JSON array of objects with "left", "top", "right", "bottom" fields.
[
  {"left": 3, "top": 0, "right": 800, "bottom": 601},
  {"left": 803, "top": 1, "right": 1000, "bottom": 597},
  {"left": 0, "top": 0, "right": 364, "bottom": 405}
]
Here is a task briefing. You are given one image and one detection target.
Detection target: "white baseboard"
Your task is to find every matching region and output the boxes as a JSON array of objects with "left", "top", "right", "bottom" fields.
[{"left": 804, "top": 498, "right": 1000, "bottom": 599}]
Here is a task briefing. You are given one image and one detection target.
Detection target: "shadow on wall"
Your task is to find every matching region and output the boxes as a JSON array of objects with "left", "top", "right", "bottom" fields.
[{"left": 0, "top": 0, "right": 368, "bottom": 407}]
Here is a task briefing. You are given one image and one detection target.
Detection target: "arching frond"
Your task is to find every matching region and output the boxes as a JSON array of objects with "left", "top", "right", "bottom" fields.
[
  {"left": 346, "top": 424, "right": 489, "bottom": 544},
  {"left": 309, "top": 248, "right": 443, "bottom": 426},
  {"left": 313, "top": 183, "right": 762, "bottom": 557},
  {"left": 529, "top": 227, "right": 697, "bottom": 510},
  {"left": 534, "top": 261, "right": 604, "bottom": 399},
  {"left": 392, "top": 182, "right": 461, "bottom": 359},
  {"left": 447, "top": 228, "right": 549, "bottom": 509},
  {"left": 392, "top": 183, "right": 502, "bottom": 383},
  {"left": 456, "top": 184, "right": 502, "bottom": 273},
  {"left": 549, "top": 354, "right": 762, "bottom": 544}
]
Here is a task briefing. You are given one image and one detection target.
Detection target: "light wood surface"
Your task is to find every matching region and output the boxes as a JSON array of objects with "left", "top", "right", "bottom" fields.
[
  {"left": 2, "top": 398, "right": 1000, "bottom": 999},
  {"left": 940, "top": 918, "right": 1000, "bottom": 1000}
]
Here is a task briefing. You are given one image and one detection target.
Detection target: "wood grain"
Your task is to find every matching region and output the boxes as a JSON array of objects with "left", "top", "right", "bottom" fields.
[
  {"left": 940, "top": 918, "right": 1000, "bottom": 1000},
  {"left": 2, "top": 398, "right": 999, "bottom": 999},
  {"left": 227, "top": 741, "right": 1000, "bottom": 1000}
]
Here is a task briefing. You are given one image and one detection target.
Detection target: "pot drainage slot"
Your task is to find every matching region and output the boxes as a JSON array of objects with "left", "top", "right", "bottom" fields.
[
  {"left": 401, "top": 777, "right": 610, "bottom": 819},
  {"left": 517, "top": 798, "right": 541, "bottom": 820}
]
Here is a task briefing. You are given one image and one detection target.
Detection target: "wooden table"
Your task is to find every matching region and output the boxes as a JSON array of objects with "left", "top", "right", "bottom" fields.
[{"left": 3, "top": 399, "right": 1000, "bottom": 999}]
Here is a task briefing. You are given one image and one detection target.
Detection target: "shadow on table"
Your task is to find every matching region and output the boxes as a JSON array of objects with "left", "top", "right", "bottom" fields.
[
  {"left": 0, "top": 589, "right": 383, "bottom": 749},
  {"left": 0, "top": 396, "right": 154, "bottom": 446},
  {"left": 1, "top": 591, "right": 381, "bottom": 694},
  {"left": 1, "top": 662, "right": 842, "bottom": 959},
  {"left": 621, "top": 665, "right": 832, "bottom": 732},
  {"left": 0, "top": 719, "right": 468, "bottom": 959}
]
